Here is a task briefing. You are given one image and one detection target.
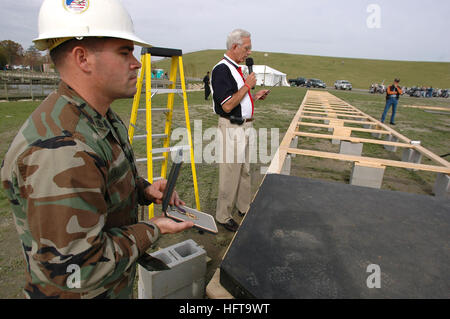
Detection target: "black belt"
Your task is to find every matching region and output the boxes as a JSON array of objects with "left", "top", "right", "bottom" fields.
[{"left": 222, "top": 115, "right": 254, "bottom": 125}]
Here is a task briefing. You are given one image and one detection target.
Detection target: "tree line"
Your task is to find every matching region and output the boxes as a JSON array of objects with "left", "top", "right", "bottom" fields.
[{"left": 0, "top": 40, "right": 51, "bottom": 71}]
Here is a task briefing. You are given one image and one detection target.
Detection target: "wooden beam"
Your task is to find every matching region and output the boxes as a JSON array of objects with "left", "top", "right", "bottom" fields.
[
  {"left": 304, "top": 105, "right": 357, "bottom": 111},
  {"left": 301, "top": 110, "right": 369, "bottom": 119},
  {"left": 267, "top": 91, "right": 312, "bottom": 173},
  {"left": 298, "top": 121, "right": 390, "bottom": 134},
  {"left": 414, "top": 144, "right": 450, "bottom": 169},
  {"left": 303, "top": 106, "right": 362, "bottom": 115},
  {"left": 301, "top": 115, "right": 374, "bottom": 125},
  {"left": 286, "top": 148, "right": 450, "bottom": 174},
  {"left": 294, "top": 131, "right": 414, "bottom": 148},
  {"left": 206, "top": 269, "right": 234, "bottom": 299}
]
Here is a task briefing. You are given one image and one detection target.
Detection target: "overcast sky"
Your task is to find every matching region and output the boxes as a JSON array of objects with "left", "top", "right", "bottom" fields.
[{"left": 1, "top": 0, "right": 449, "bottom": 62}]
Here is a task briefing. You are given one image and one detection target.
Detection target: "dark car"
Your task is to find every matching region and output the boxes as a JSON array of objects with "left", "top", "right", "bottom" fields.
[
  {"left": 306, "top": 78, "right": 326, "bottom": 88},
  {"left": 288, "top": 77, "right": 307, "bottom": 87}
]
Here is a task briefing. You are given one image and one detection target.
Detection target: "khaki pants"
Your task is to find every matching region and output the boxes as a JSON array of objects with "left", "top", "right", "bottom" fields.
[{"left": 215, "top": 116, "right": 252, "bottom": 224}]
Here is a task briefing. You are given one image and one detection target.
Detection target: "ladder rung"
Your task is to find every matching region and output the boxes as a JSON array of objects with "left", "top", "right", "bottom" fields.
[
  {"left": 134, "top": 134, "right": 168, "bottom": 140},
  {"left": 135, "top": 146, "right": 190, "bottom": 163},
  {"left": 136, "top": 156, "right": 165, "bottom": 163},
  {"left": 151, "top": 89, "right": 183, "bottom": 94},
  {"left": 152, "top": 176, "right": 164, "bottom": 182},
  {"left": 137, "top": 108, "right": 170, "bottom": 113},
  {"left": 152, "top": 145, "right": 190, "bottom": 154}
]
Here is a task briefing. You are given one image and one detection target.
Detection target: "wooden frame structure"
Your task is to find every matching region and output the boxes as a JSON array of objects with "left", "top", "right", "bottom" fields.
[{"left": 267, "top": 90, "right": 450, "bottom": 194}]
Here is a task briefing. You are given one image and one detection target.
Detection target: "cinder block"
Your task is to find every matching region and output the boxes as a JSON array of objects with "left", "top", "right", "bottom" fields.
[
  {"left": 383, "top": 135, "right": 399, "bottom": 152},
  {"left": 290, "top": 137, "right": 299, "bottom": 157},
  {"left": 372, "top": 133, "right": 382, "bottom": 139},
  {"left": 280, "top": 155, "right": 291, "bottom": 176},
  {"left": 433, "top": 173, "right": 450, "bottom": 198},
  {"left": 138, "top": 239, "right": 206, "bottom": 299},
  {"left": 350, "top": 162, "right": 385, "bottom": 189},
  {"left": 402, "top": 148, "right": 423, "bottom": 171},
  {"left": 402, "top": 149, "right": 411, "bottom": 162},
  {"left": 339, "top": 141, "right": 363, "bottom": 156},
  {"left": 371, "top": 125, "right": 383, "bottom": 139}
]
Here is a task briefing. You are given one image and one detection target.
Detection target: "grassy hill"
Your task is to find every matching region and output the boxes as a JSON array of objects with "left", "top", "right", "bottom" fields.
[{"left": 154, "top": 49, "right": 450, "bottom": 89}]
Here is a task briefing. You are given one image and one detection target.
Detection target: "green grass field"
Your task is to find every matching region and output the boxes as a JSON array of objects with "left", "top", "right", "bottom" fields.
[
  {"left": 154, "top": 50, "right": 450, "bottom": 90},
  {"left": 0, "top": 86, "right": 449, "bottom": 298}
]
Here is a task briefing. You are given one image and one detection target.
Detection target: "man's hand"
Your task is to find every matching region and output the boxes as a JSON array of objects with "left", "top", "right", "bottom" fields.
[
  {"left": 144, "top": 179, "right": 185, "bottom": 206},
  {"left": 150, "top": 216, "right": 194, "bottom": 234},
  {"left": 254, "top": 89, "right": 270, "bottom": 100},
  {"left": 245, "top": 72, "right": 257, "bottom": 88},
  {"left": 145, "top": 179, "right": 193, "bottom": 234}
]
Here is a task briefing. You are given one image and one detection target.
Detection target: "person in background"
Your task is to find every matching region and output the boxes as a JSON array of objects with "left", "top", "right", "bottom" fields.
[
  {"left": 381, "top": 78, "right": 403, "bottom": 125},
  {"left": 210, "top": 28, "right": 269, "bottom": 232},
  {"left": 203, "top": 71, "right": 211, "bottom": 100}
]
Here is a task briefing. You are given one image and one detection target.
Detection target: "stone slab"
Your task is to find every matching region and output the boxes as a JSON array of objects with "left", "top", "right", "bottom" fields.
[{"left": 220, "top": 174, "right": 450, "bottom": 298}]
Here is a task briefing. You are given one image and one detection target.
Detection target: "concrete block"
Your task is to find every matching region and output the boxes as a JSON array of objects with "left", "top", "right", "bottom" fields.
[
  {"left": 280, "top": 155, "right": 291, "bottom": 176},
  {"left": 383, "top": 135, "right": 399, "bottom": 152},
  {"left": 371, "top": 132, "right": 382, "bottom": 139},
  {"left": 260, "top": 166, "right": 268, "bottom": 175},
  {"left": 402, "top": 148, "right": 423, "bottom": 171},
  {"left": 433, "top": 173, "right": 450, "bottom": 198},
  {"left": 290, "top": 136, "right": 299, "bottom": 157},
  {"left": 350, "top": 162, "right": 385, "bottom": 189},
  {"left": 371, "top": 125, "right": 382, "bottom": 139},
  {"left": 401, "top": 149, "right": 411, "bottom": 162},
  {"left": 339, "top": 141, "right": 363, "bottom": 156},
  {"left": 138, "top": 239, "right": 206, "bottom": 299}
]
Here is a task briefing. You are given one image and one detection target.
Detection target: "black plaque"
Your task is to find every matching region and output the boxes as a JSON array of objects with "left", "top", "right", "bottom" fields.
[{"left": 220, "top": 174, "right": 450, "bottom": 298}]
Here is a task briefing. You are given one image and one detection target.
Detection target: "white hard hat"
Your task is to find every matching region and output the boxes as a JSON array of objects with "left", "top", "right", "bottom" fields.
[{"left": 33, "top": 0, "right": 151, "bottom": 51}]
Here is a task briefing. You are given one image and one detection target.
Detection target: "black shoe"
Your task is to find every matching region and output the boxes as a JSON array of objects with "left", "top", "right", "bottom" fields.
[
  {"left": 218, "top": 218, "right": 239, "bottom": 232},
  {"left": 238, "top": 210, "right": 246, "bottom": 217},
  {"left": 390, "top": 122, "right": 396, "bottom": 125}
]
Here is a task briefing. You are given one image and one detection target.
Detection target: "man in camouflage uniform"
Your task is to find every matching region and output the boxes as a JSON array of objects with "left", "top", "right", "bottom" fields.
[{"left": 0, "top": 0, "right": 193, "bottom": 298}]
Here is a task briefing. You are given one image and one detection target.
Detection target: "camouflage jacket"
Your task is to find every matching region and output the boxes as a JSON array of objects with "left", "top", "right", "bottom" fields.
[{"left": 1, "top": 82, "right": 160, "bottom": 298}]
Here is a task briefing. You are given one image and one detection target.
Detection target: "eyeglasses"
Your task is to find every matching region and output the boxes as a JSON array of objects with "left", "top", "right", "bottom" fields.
[{"left": 239, "top": 44, "right": 252, "bottom": 52}]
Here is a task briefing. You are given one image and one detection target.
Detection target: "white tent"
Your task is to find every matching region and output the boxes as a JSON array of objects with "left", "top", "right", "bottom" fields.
[{"left": 240, "top": 65, "right": 290, "bottom": 87}]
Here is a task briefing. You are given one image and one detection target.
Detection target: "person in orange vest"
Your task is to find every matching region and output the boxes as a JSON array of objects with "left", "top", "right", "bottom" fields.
[{"left": 381, "top": 78, "right": 403, "bottom": 125}]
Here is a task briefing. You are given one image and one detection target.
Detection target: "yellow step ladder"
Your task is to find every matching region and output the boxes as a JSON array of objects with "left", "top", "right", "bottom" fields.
[{"left": 128, "top": 47, "right": 200, "bottom": 218}]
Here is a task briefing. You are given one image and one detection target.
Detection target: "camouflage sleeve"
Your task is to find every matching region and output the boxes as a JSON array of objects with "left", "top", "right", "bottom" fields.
[
  {"left": 136, "top": 177, "right": 153, "bottom": 206},
  {"left": 10, "top": 136, "right": 160, "bottom": 293}
]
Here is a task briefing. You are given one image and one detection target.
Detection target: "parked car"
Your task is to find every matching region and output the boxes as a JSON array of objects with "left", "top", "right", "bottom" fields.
[
  {"left": 288, "top": 77, "right": 307, "bottom": 87},
  {"left": 306, "top": 78, "right": 326, "bottom": 88},
  {"left": 334, "top": 80, "right": 352, "bottom": 90}
]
